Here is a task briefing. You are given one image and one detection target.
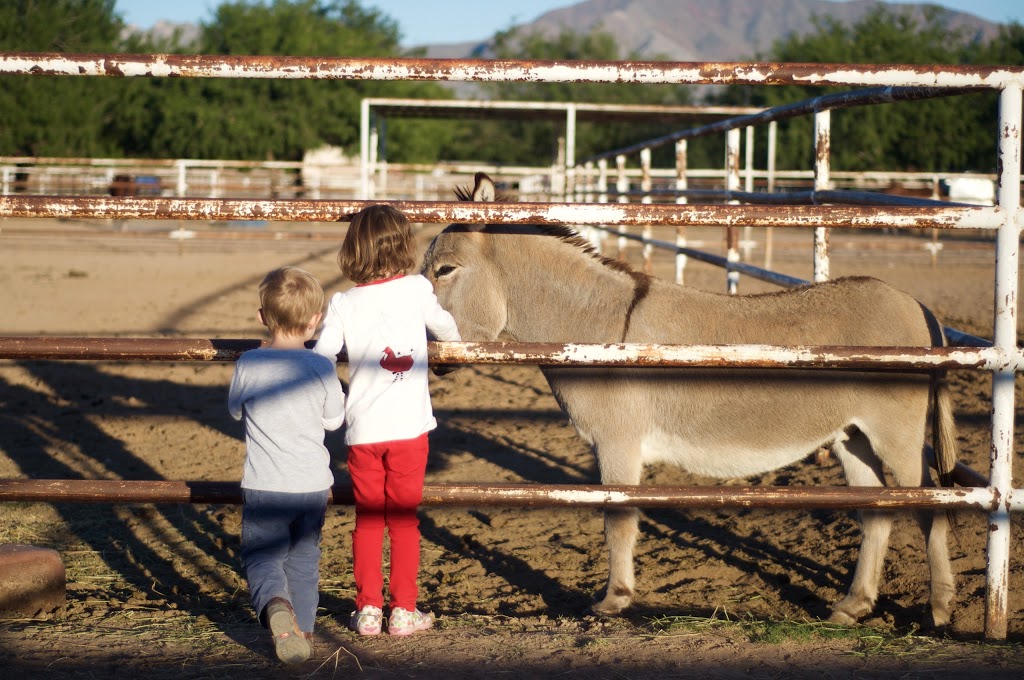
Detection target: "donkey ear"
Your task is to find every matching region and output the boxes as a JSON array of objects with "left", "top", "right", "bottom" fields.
[{"left": 472, "top": 172, "right": 495, "bottom": 202}]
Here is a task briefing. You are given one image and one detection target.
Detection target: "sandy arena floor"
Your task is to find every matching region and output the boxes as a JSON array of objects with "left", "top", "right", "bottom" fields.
[{"left": 1, "top": 216, "right": 1023, "bottom": 678}]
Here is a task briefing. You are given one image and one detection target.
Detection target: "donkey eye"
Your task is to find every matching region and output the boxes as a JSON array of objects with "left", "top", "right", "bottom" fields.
[{"left": 434, "top": 265, "right": 457, "bottom": 278}]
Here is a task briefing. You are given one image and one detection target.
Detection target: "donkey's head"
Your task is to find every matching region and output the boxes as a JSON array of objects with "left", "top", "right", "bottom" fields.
[{"left": 422, "top": 173, "right": 509, "bottom": 342}]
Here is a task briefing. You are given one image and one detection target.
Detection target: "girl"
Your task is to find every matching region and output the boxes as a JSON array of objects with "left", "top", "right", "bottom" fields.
[{"left": 314, "top": 204, "right": 460, "bottom": 637}]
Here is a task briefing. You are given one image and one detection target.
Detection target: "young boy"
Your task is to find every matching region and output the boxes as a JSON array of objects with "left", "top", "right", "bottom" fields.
[{"left": 228, "top": 266, "right": 345, "bottom": 664}]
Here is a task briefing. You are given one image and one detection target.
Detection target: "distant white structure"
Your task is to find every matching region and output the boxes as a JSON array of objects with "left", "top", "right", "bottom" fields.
[
  {"left": 941, "top": 176, "right": 996, "bottom": 206},
  {"left": 301, "top": 146, "right": 359, "bottom": 199}
]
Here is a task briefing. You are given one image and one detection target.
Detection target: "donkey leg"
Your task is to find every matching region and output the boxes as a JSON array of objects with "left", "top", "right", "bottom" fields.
[
  {"left": 918, "top": 508, "right": 954, "bottom": 627},
  {"left": 591, "top": 445, "right": 643, "bottom": 616},
  {"left": 830, "top": 433, "right": 894, "bottom": 625},
  {"left": 911, "top": 453, "right": 954, "bottom": 628},
  {"left": 591, "top": 507, "right": 640, "bottom": 615}
]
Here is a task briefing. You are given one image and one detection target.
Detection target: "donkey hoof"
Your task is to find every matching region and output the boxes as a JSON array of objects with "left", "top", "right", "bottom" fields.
[
  {"left": 590, "top": 592, "right": 632, "bottom": 616},
  {"left": 923, "top": 608, "right": 951, "bottom": 631},
  {"left": 829, "top": 597, "right": 873, "bottom": 626},
  {"left": 827, "top": 610, "right": 859, "bottom": 626}
]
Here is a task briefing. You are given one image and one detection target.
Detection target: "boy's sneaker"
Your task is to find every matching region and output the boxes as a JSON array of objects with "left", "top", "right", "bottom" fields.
[
  {"left": 350, "top": 605, "right": 384, "bottom": 636},
  {"left": 264, "top": 597, "right": 311, "bottom": 664},
  {"left": 388, "top": 607, "right": 434, "bottom": 637}
]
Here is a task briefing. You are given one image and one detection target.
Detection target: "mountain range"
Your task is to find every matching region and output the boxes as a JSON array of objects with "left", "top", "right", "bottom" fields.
[
  {"left": 134, "top": 0, "right": 1001, "bottom": 62},
  {"left": 415, "top": 0, "right": 1001, "bottom": 60}
]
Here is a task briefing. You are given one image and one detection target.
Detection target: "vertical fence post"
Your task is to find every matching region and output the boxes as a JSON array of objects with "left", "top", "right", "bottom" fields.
[
  {"left": 985, "top": 83, "right": 1022, "bottom": 640},
  {"left": 565, "top": 104, "right": 577, "bottom": 203},
  {"left": 765, "top": 120, "right": 778, "bottom": 270},
  {"left": 369, "top": 127, "right": 380, "bottom": 200},
  {"left": 175, "top": 160, "right": 187, "bottom": 197},
  {"left": 675, "top": 139, "right": 688, "bottom": 285},
  {"left": 813, "top": 109, "right": 831, "bottom": 282},
  {"left": 360, "top": 98, "right": 371, "bottom": 200},
  {"left": 741, "top": 125, "right": 756, "bottom": 261},
  {"left": 616, "top": 154, "right": 628, "bottom": 260},
  {"left": 595, "top": 158, "right": 609, "bottom": 254},
  {"left": 641, "top": 147, "right": 653, "bottom": 274},
  {"left": 725, "top": 128, "right": 741, "bottom": 294}
]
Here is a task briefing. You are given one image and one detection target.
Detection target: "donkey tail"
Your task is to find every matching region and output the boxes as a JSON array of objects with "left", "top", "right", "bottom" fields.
[
  {"left": 919, "top": 301, "right": 959, "bottom": 489},
  {"left": 932, "top": 375, "right": 959, "bottom": 489}
]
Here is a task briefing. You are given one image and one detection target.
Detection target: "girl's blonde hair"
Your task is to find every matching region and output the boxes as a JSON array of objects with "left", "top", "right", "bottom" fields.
[
  {"left": 259, "top": 266, "right": 324, "bottom": 335},
  {"left": 337, "top": 204, "right": 416, "bottom": 284}
]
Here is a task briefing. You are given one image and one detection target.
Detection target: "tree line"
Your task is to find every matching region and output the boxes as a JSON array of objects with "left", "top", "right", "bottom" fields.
[{"left": 1, "top": 0, "right": 1022, "bottom": 172}]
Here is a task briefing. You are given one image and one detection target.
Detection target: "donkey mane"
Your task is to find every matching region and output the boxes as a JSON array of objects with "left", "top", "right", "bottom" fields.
[{"left": 453, "top": 182, "right": 645, "bottom": 280}]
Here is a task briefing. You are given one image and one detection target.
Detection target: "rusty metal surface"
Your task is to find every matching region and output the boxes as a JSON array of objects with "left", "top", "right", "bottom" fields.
[
  {"left": 0, "top": 336, "right": 1011, "bottom": 371},
  {"left": 0, "top": 479, "right": 1001, "bottom": 510},
  {"left": 2, "top": 53, "right": 1022, "bottom": 89},
  {"left": 0, "top": 195, "right": 1001, "bottom": 229},
  {"left": 0, "top": 226, "right": 342, "bottom": 241},
  {"left": 0, "top": 337, "right": 263, "bottom": 361}
]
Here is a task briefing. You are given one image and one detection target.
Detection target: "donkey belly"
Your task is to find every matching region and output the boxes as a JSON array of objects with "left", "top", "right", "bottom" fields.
[
  {"left": 547, "top": 368, "right": 926, "bottom": 481},
  {"left": 640, "top": 428, "right": 836, "bottom": 479}
]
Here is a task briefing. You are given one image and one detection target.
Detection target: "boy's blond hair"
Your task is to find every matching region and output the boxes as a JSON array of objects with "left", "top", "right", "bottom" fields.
[
  {"left": 337, "top": 204, "right": 416, "bottom": 284},
  {"left": 259, "top": 266, "right": 324, "bottom": 335}
]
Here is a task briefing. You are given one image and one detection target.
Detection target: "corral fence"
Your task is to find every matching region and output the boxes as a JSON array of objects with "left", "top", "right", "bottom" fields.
[{"left": 0, "top": 53, "right": 1021, "bottom": 639}]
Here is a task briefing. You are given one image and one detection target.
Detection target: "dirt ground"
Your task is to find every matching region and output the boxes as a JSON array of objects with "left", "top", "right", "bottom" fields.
[{"left": 2, "top": 216, "right": 1024, "bottom": 679}]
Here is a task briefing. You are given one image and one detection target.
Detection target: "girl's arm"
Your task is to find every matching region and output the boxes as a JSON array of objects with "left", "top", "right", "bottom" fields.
[
  {"left": 419, "top": 278, "right": 461, "bottom": 342},
  {"left": 320, "top": 363, "right": 346, "bottom": 431},
  {"left": 313, "top": 294, "right": 345, "bottom": 359}
]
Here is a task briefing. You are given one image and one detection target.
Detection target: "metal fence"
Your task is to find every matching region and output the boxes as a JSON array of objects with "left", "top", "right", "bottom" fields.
[{"left": 0, "top": 52, "right": 1021, "bottom": 639}]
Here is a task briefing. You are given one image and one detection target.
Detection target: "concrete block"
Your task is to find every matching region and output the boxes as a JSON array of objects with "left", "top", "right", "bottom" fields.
[{"left": 0, "top": 544, "right": 65, "bottom": 616}]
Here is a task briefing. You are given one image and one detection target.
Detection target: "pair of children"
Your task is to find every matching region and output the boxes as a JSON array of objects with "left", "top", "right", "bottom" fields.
[{"left": 228, "top": 205, "right": 460, "bottom": 664}]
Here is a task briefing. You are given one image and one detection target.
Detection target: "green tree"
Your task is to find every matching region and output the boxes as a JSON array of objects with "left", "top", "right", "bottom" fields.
[
  {"left": 106, "top": 0, "right": 452, "bottom": 161},
  {"left": 0, "top": 0, "right": 125, "bottom": 156},
  {"left": 439, "top": 26, "right": 706, "bottom": 168},
  {"left": 712, "top": 5, "right": 999, "bottom": 173},
  {"left": 717, "top": 6, "right": 997, "bottom": 172}
]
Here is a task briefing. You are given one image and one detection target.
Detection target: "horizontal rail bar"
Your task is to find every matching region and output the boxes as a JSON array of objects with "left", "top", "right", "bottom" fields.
[
  {"left": 585, "top": 86, "right": 977, "bottom": 162},
  {"left": 0, "top": 226, "right": 342, "bottom": 242},
  {"left": 0, "top": 196, "right": 1002, "bottom": 229},
  {"left": 2, "top": 53, "right": 1022, "bottom": 89},
  {"left": 0, "top": 337, "right": 1012, "bottom": 370},
  {"left": 0, "top": 479, "right": 1004, "bottom": 511}
]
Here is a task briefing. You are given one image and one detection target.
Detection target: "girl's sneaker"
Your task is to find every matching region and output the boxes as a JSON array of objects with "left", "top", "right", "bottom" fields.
[
  {"left": 388, "top": 607, "right": 434, "bottom": 636},
  {"left": 350, "top": 605, "right": 383, "bottom": 636}
]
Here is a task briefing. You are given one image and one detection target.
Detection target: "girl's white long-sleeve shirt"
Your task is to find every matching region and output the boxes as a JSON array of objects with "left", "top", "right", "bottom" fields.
[{"left": 313, "top": 274, "right": 460, "bottom": 446}]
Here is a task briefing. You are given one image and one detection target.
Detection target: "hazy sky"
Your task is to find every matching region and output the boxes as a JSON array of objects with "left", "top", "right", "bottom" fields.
[{"left": 114, "top": 0, "right": 1024, "bottom": 47}]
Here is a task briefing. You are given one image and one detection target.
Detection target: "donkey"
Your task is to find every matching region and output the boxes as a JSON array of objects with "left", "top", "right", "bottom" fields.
[{"left": 422, "top": 172, "right": 959, "bottom": 627}]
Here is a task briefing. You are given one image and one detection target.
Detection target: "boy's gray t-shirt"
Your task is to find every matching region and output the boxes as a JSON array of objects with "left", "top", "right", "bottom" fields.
[{"left": 228, "top": 347, "right": 345, "bottom": 493}]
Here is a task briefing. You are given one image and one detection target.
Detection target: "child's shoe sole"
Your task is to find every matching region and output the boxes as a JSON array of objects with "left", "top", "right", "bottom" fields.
[{"left": 265, "top": 598, "right": 311, "bottom": 664}]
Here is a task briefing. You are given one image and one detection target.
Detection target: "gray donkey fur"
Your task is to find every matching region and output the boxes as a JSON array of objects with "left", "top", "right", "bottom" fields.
[{"left": 422, "top": 172, "right": 959, "bottom": 627}]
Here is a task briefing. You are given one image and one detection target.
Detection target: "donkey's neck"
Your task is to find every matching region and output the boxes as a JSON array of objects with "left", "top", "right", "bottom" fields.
[{"left": 498, "top": 235, "right": 644, "bottom": 343}]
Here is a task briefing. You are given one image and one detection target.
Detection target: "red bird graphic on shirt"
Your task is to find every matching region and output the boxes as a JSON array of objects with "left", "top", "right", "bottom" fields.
[{"left": 380, "top": 346, "right": 414, "bottom": 379}]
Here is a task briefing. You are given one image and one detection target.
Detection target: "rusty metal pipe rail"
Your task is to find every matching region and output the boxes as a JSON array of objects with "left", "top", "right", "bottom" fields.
[
  {"left": 0, "top": 195, "right": 1001, "bottom": 229},
  {"left": 2, "top": 53, "right": 1022, "bottom": 89},
  {"left": 0, "top": 479, "right": 1002, "bottom": 511},
  {"left": 0, "top": 336, "right": 1013, "bottom": 371}
]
